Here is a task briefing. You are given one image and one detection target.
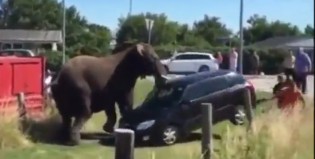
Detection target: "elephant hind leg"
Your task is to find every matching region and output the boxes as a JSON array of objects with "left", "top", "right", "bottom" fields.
[
  {"left": 59, "top": 114, "right": 72, "bottom": 142},
  {"left": 68, "top": 113, "right": 91, "bottom": 146},
  {"left": 52, "top": 91, "right": 73, "bottom": 143},
  {"left": 67, "top": 90, "right": 92, "bottom": 146}
]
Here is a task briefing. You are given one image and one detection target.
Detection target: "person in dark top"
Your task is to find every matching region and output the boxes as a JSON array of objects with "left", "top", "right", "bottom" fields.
[{"left": 273, "top": 75, "right": 285, "bottom": 95}]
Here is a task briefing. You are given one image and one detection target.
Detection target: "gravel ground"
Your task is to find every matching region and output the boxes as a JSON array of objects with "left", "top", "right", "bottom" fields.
[{"left": 145, "top": 74, "right": 314, "bottom": 98}]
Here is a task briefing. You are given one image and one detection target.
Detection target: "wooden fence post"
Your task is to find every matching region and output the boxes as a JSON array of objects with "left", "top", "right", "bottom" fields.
[
  {"left": 17, "top": 92, "right": 26, "bottom": 119},
  {"left": 243, "top": 88, "right": 254, "bottom": 131},
  {"left": 115, "top": 128, "right": 135, "bottom": 159},
  {"left": 201, "top": 103, "right": 213, "bottom": 159}
]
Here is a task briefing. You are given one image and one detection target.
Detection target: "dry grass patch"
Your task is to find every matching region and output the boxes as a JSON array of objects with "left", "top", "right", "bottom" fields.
[{"left": 215, "top": 103, "right": 314, "bottom": 159}]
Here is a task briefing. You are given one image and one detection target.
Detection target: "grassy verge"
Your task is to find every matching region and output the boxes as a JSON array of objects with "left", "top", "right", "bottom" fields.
[
  {"left": 0, "top": 79, "right": 312, "bottom": 159},
  {"left": 215, "top": 104, "right": 314, "bottom": 159}
]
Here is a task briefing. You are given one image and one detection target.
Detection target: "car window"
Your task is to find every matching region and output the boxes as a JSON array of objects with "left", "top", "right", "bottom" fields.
[
  {"left": 0, "top": 51, "right": 11, "bottom": 56},
  {"left": 175, "top": 54, "right": 210, "bottom": 60}
]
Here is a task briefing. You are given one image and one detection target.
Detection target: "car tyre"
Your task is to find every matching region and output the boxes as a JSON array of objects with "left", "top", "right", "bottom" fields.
[
  {"left": 230, "top": 106, "right": 246, "bottom": 125},
  {"left": 198, "top": 66, "right": 210, "bottom": 72},
  {"left": 156, "top": 125, "right": 180, "bottom": 146}
]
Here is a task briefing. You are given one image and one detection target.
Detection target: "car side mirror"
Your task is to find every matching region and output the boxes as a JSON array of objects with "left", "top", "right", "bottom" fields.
[{"left": 170, "top": 57, "right": 175, "bottom": 61}]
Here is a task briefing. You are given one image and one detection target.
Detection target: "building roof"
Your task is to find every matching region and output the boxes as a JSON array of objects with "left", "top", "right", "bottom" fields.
[
  {"left": 0, "top": 29, "right": 62, "bottom": 43},
  {"left": 249, "top": 36, "right": 314, "bottom": 49},
  {"left": 285, "top": 39, "right": 314, "bottom": 48}
]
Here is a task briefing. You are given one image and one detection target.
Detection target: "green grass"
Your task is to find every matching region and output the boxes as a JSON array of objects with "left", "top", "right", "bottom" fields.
[{"left": 0, "top": 79, "right": 311, "bottom": 159}]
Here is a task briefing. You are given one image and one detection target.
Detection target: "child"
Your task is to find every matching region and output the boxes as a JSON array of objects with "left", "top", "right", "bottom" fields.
[
  {"left": 272, "top": 78, "right": 305, "bottom": 112},
  {"left": 272, "top": 75, "right": 285, "bottom": 95}
]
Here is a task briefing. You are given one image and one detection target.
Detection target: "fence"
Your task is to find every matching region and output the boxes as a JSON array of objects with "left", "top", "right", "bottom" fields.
[{"left": 113, "top": 88, "right": 254, "bottom": 159}]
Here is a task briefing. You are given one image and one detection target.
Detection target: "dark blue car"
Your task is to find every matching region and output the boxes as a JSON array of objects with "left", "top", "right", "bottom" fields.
[{"left": 119, "top": 70, "right": 256, "bottom": 145}]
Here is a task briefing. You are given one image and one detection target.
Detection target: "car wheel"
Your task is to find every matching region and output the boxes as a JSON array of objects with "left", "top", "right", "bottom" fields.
[
  {"left": 159, "top": 125, "right": 179, "bottom": 145},
  {"left": 230, "top": 106, "right": 246, "bottom": 125},
  {"left": 198, "top": 66, "right": 209, "bottom": 72}
]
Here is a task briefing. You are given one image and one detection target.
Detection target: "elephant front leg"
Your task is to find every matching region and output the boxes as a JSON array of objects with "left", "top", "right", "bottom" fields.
[
  {"left": 103, "top": 102, "right": 116, "bottom": 133},
  {"left": 117, "top": 90, "right": 134, "bottom": 117}
]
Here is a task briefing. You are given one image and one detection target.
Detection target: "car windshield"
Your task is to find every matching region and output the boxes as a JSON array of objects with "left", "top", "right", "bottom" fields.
[{"left": 140, "top": 86, "right": 183, "bottom": 109}]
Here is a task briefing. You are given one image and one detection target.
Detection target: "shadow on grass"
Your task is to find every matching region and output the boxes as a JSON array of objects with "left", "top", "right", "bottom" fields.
[
  {"left": 18, "top": 116, "right": 223, "bottom": 148},
  {"left": 97, "top": 132, "right": 222, "bottom": 148},
  {"left": 19, "top": 113, "right": 66, "bottom": 145}
]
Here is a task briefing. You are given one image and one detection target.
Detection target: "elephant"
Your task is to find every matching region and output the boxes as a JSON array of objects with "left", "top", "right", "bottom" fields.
[{"left": 49, "top": 42, "right": 167, "bottom": 146}]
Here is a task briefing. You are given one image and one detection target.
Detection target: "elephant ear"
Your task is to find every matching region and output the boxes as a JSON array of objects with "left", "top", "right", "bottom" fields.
[{"left": 136, "top": 44, "right": 145, "bottom": 56}]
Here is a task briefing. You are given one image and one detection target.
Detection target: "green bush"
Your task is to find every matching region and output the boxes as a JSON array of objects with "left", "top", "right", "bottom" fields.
[
  {"left": 41, "top": 44, "right": 288, "bottom": 75},
  {"left": 42, "top": 51, "right": 68, "bottom": 72}
]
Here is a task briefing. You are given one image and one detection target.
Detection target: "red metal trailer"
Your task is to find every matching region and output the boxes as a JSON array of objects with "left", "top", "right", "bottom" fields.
[{"left": 0, "top": 56, "right": 46, "bottom": 118}]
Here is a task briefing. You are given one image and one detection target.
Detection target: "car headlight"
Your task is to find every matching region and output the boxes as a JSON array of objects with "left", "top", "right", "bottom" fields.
[{"left": 136, "top": 120, "right": 155, "bottom": 130}]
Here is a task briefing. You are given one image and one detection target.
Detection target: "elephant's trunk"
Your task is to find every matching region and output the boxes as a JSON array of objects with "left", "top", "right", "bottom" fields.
[{"left": 153, "top": 59, "right": 168, "bottom": 88}]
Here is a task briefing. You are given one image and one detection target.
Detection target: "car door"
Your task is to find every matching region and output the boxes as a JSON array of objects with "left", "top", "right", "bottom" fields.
[
  {"left": 189, "top": 54, "right": 210, "bottom": 71},
  {"left": 167, "top": 54, "right": 194, "bottom": 74}
]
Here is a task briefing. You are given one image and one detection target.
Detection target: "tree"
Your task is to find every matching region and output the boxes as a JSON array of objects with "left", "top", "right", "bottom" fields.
[
  {"left": 304, "top": 25, "right": 314, "bottom": 37},
  {"left": 193, "top": 15, "right": 232, "bottom": 46},
  {"left": 116, "top": 13, "right": 181, "bottom": 45},
  {"left": 175, "top": 24, "right": 210, "bottom": 48},
  {"left": 0, "top": 0, "right": 111, "bottom": 55},
  {"left": 243, "top": 14, "right": 302, "bottom": 44}
]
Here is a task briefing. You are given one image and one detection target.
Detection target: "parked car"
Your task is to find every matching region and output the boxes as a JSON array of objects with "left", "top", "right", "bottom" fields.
[
  {"left": 118, "top": 70, "right": 256, "bottom": 145},
  {"left": 0, "top": 49, "right": 36, "bottom": 57},
  {"left": 160, "top": 52, "right": 219, "bottom": 74}
]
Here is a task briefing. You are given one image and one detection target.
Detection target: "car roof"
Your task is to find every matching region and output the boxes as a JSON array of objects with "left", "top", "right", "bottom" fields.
[
  {"left": 165, "top": 70, "right": 238, "bottom": 87},
  {"left": 176, "top": 52, "right": 211, "bottom": 56},
  {"left": 181, "top": 75, "right": 248, "bottom": 103},
  {"left": 0, "top": 49, "right": 35, "bottom": 56},
  {"left": 174, "top": 52, "right": 215, "bottom": 59}
]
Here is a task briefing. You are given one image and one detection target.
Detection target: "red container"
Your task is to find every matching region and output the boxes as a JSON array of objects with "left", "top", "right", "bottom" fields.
[{"left": 0, "top": 56, "right": 46, "bottom": 119}]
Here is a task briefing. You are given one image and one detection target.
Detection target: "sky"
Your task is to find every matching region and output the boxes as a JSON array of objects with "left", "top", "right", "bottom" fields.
[{"left": 65, "top": 0, "right": 314, "bottom": 33}]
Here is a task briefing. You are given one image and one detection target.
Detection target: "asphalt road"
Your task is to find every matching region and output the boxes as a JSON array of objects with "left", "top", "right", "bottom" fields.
[{"left": 145, "top": 75, "right": 314, "bottom": 97}]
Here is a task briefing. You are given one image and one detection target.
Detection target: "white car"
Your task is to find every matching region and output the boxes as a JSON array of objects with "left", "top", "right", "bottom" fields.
[
  {"left": 0, "top": 49, "right": 36, "bottom": 57},
  {"left": 160, "top": 52, "right": 219, "bottom": 74}
]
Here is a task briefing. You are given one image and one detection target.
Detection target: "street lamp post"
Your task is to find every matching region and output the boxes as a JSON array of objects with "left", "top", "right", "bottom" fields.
[
  {"left": 128, "top": 0, "right": 132, "bottom": 17},
  {"left": 62, "top": 0, "right": 66, "bottom": 64},
  {"left": 239, "top": 0, "right": 244, "bottom": 74},
  {"left": 145, "top": 18, "right": 154, "bottom": 44}
]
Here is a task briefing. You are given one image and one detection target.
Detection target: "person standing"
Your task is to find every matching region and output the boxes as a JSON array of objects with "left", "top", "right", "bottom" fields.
[
  {"left": 215, "top": 51, "right": 223, "bottom": 64},
  {"left": 229, "top": 48, "right": 238, "bottom": 72},
  {"left": 282, "top": 50, "right": 296, "bottom": 81},
  {"left": 294, "top": 47, "right": 312, "bottom": 94},
  {"left": 213, "top": 51, "right": 223, "bottom": 70},
  {"left": 249, "top": 51, "right": 260, "bottom": 74}
]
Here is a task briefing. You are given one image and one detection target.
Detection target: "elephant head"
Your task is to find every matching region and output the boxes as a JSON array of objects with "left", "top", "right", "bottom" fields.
[{"left": 115, "top": 42, "right": 167, "bottom": 87}]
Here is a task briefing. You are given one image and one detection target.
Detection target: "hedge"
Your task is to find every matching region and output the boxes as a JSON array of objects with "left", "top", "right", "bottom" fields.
[{"left": 43, "top": 45, "right": 289, "bottom": 75}]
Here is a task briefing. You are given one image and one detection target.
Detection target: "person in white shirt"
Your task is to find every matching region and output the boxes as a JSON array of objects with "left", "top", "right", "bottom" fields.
[
  {"left": 229, "top": 48, "right": 238, "bottom": 72},
  {"left": 282, "top": 50, "right": 296, "bottom": 81}
]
